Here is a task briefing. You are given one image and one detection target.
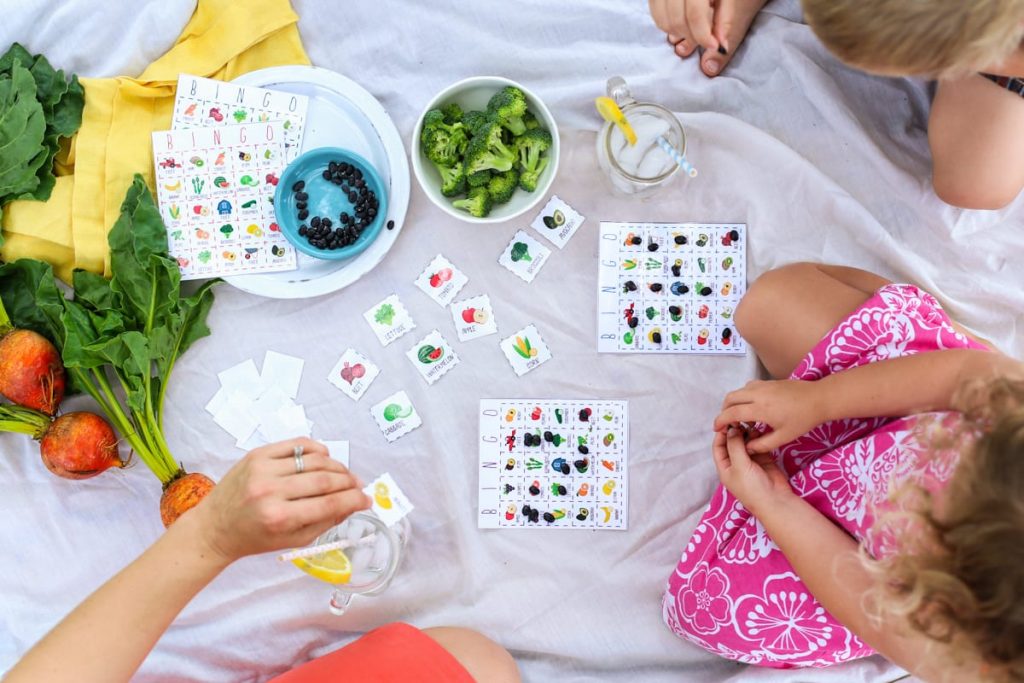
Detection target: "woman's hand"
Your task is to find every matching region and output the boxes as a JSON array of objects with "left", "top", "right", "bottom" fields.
[
  {"left": 712, "top": 428, "right": 794, "bottom": 516},
  {"left": 189, "top": 437, "right": 372, "bottom": 564},
  {"left": 648, "top": 0, "right": 769, "bottom": 76},
  {"left": 713, "top": 379, "right": 827, "bottom": 453}
]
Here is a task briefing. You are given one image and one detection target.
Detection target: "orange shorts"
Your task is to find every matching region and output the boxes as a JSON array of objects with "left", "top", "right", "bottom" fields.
[{"left": 269, "top": 623, "right": 475, "bottom": 683}]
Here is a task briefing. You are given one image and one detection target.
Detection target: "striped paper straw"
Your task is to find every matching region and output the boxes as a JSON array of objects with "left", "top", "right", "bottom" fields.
[
  {"left": 277, "top": 534, "right": 379, "bottom": 562},
  {"left": 656, "top": 136, "right": 698, "bottom": 178}
]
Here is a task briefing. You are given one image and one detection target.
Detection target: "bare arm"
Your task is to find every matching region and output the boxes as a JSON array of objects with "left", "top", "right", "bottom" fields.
[
  {"left": 715, "top": 349, "right": 1022, "bottom": 452},
  {"left": 5, "top": 438, "right": 370, "bottom": 683},
  {"left": 713, "top": 430, "right": 973, "bottom": 682},
  {"left": 6, "top": 511, "right": 231, "bottom": 683}
]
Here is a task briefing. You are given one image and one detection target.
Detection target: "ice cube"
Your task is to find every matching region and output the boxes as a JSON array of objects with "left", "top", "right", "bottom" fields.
[
  {"left": 636, "top": 146, "right": 675, "bottom": 180},
  {"left": 348, "top": 545, "right": 373, "bottom": 572},
  {"left": 346, "top": 519, "right": 367, "bottom": 541},
  {"left": 368, "top": 535, "right": 390, "bottom": 571}
]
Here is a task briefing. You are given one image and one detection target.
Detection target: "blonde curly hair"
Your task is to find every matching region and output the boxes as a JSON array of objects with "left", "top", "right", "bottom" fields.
[
  {"left": 865, "top": 378, "right": 1024, "bottom": 681},
  {"left": 802, "top": 0, "right": 1024, "bottom": 78}
]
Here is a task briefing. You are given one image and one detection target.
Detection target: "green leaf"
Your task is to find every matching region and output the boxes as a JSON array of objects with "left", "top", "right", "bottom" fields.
[
  {"left": 0, "top": 258, "right": 65, "bottom": 343},
  {"left": 0, "top": 61, "right": 46, "bottom": 194},
  {"left": 0, "top": 44, "right": 85, "bottom": 233}
]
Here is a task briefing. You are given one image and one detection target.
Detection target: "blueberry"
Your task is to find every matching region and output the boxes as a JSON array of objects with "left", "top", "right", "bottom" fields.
[
  {"left": 298, "top": 209, "right": 309, "bottom": 220},
  {"left": 723, "top": 327, "right": 733, "bottom": 339},
  {"left": 296, "top": 201, "right": 307, "bottom": 211},
  {"left": 674, "top": 235, "right": 687, "bottom": 245},
  {"left": 348, "top": 192, "right": 357, "bottom": 203},
  {"left": 630, "top": 236, "right": 642, "bottom": 245},
  {"left": 298, "top": 225, "right": 308, "bottom": 236},
  {"left": 311, "top": 216, "right": 321, "bottom": 228},
  {"left": 543, "top": 512, "right": 555, "bottom": 523},
  {"left": 700, "top": 286, "right": 713, "bottom": 296},
  {"left": 652, "top": 332, "right": 662, "bottom": 343},
  {"left": 578, "top": 445, "right": 589, "bottom": 455},
  {"left": 340, "top": 212, "right": 349, "bottom": 223},
  {"left": 556, "top": 485, "right": 567, "bottom": 495},
  {"left": 529, "top": 484, "right": 540, "bottom": 495},
  {"left": 530, "top": 510, "right": 540, "bottom": 523},
  {"left": 295, "top": 191, "right": 308, "bottom": 201},
  {"left": 543, "top": 431, "right": 553, "bottom": 442},
  {"left": 355, "top": 178, "right": 365, "bottom": 188},
  {"left": 322, "top": 218, "right": 332, "bottom": 228},
  {"left": 328, "top": 161, "right": 338, "bottom": 173},
  {"left": 647, "top": 242, "right": 659, "bottom": 252},
  {"left": 671, "top": 265, "right": 681, "bottom": 277},
  {"left": 729, "top": 229, "right": 740, "bottom": 241},
  {"left": 321, "top": 170, "right": 331, "bottom": 180},
  {"left": 560, "top": 462, "right": 570, "bottom": 475},
  {"left": 669, "top": 305, "right": 681, "bottom": 316},
  {"left": 291, "top": 180, "right": 305, "bottom": 192},
  {"left": 522, "top": 505, "right": 531, "bottom": 516},
  {"left": 387, "top": 220, "right": 395, "bottom": 230},
  {"left": 650, "top": 283, "right": 663, "bottom": 292},
  {"left": 628, "top": 317, "right": 639, "bottom": 328},
  {"left": 624, "top": 280, "right": 637, "bottom": 291}
]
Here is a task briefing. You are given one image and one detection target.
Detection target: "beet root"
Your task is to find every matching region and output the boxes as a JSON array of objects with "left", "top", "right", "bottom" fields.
[
  {"left": 39, "top": 411, "right": 123, "bottom": 479},
  {"left": 0, "top": 329, "right": 66, "bottom": 415},
  {"left": 160, "top": 472, "right": 215, "bottom": 527}
]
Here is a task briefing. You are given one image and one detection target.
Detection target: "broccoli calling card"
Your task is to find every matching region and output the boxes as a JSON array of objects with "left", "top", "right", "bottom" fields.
[{"left": 419, "top": 85, "right": 553, "bottom": 218}]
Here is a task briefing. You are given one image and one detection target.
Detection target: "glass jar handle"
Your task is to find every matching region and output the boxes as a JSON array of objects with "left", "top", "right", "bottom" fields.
[
  {"left": 329, "top": 590, "right": 354, "bottom": 616},
  {"left": 606, "top": 76, "right": 636, "bottom": 107}
]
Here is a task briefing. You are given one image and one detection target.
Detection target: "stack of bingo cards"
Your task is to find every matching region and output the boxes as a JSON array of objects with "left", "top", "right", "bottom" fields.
[
  {"left": 151, "top": 75, "right": 310, "bottom": 280},
  {"left": 597, "top": 223, "right": 747, "bottom": 354}
]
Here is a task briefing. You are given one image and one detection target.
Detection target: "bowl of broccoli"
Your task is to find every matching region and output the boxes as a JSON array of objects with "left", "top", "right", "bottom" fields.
[{"left": 411, "top": 77, "right": 559, "bottom": 224}]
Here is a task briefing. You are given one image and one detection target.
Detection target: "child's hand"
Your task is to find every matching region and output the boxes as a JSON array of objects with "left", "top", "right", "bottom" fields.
[
  {"left": 713, "top": 379, "right": 828, "bottom": 453},
  {"left": 712, "top": 428, "right": 794, "bottom": 516}
]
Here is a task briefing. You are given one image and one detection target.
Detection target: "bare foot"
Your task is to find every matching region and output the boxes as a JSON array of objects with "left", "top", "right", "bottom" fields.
[{"left": 662, "top": 0, "right": 769, "bottom": 78}]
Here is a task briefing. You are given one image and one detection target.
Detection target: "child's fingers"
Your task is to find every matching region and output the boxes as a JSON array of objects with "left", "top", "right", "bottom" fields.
[
  {"left": 725, "top": 428, "right": 753, "bottom": 468},
  {"left": 713, "top": 404, "right": 760, "bottom": 431},
  {"left": 685, "top": 0, "right": 719, "bottom": 52},
  {"left": 711, "top": 430, "right": 731, "bottom": 477},
  {"left": 745, "top": 431, "right": 783, "bottom": 454},
  {"left": 704, "top": 0, "right": 761, "bottom": 76},
  {"left": 721, "top": 387, "right": 755, "bottom": 409}
]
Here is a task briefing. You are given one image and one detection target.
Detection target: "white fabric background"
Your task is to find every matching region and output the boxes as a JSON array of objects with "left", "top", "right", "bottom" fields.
[{"left": 2, "top": 0, "right": 1021, "bottom": 681}]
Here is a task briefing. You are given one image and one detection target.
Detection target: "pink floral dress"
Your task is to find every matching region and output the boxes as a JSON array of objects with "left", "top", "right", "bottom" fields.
[{"left": 662, "top": 284, "right": 988, "bottom": 667}]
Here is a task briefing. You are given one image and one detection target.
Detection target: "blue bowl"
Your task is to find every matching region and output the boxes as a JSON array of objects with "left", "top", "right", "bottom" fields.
[{"left": 274, "top": 147, "right": 388, "bottom": 260}]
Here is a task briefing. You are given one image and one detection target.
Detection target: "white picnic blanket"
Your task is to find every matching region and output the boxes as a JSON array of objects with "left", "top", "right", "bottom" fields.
[{"left": 1, "top": 1, "right": 1021, "bottom": 682}]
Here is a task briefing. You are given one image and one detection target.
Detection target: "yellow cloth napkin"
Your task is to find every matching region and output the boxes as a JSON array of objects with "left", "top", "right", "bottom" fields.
[{"left": 1, "top": 0, "right": 309, "bottom": 281}]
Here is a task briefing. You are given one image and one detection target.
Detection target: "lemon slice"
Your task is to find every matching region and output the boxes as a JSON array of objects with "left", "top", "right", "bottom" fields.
[
  {"left": 291, "top": 548, "right": 353, "bottom": 585},
  {"left": 594, "top": 96, "right": 637, "bottom": 146}
]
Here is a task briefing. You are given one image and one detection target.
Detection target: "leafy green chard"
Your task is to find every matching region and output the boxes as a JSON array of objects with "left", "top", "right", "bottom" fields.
[
  {"left": 0, "top": 175, "right": 218, "bottom": 484},
  {"left": 0, "top": 43, "right": 85, "bottom": 232}
]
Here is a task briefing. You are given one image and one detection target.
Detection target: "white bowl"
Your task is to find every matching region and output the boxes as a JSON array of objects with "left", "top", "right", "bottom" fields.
[{"left": 411, "top": 76, "right": 560, "bottom": 224}]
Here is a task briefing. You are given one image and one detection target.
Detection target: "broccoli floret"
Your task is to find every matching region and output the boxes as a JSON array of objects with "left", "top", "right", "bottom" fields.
[
  {"left": 434, "top": 162, "right": 466, "bottom": 197},
  {"left": 466, "top": 168, "right": 492, "bottom": 187},
  {"left": 464, "top": 122, "right": 517, "bottom": 175},
  {"left": 486, "top": 86, "right": 528, "bottom": 136},
  {"left": 452, "top": 186, "right": 493, "bottom": 218},
  {"left": 519, "top": 157, "right": 549, "bottom": 193},
  {"left": 515, "top": 128, "right": 552, "bottom": 192},
  {"left": 420, "top": 109, "right": 468, "bottom": 166},
  {"left": 441, "top": 102, "right": 464, "bottom": 124},
  {"left": 463, "top": 110, "right": 490, "bottom": 137},
  {"left": 487, "top": 168, "right": 520, "bottom": 204},
  {"left": 516, "top": 128, "right": 552, "bottom": 173},
  {"left": 523, "top": 110, "right": 541, "bottom": 130}
]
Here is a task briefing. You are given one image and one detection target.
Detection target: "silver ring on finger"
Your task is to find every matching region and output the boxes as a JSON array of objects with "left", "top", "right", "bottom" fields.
[{"left": 293, "top": 445, "right": 305, "bottom": 474}]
